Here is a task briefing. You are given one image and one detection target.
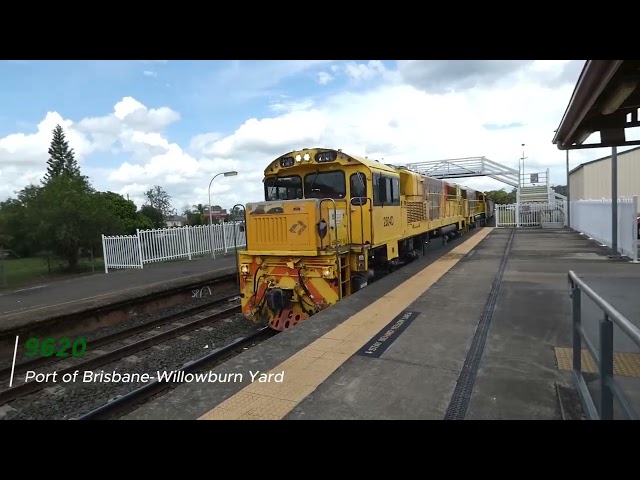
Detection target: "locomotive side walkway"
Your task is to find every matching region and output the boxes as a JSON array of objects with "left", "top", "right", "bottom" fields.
[{"left": 0, "top": 254, "right": 237, "bottom": 331}]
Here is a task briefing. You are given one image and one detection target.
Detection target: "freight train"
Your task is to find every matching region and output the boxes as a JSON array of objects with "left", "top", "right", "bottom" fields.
[{"left": 236, "top": 147, "right": 494, "bottom": 331}]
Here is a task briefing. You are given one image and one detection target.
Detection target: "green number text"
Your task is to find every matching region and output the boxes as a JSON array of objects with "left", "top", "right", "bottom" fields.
[{"left": 24, "top": 337, "right": 87, "bottom": 358}]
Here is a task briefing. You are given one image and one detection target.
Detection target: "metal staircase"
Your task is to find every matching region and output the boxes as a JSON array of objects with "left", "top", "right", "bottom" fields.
[
  {"left": 519, "top": 184, "right": 550, "bottom": 203},
  {"left": 517, "top": 169, "right": 552, "bottom": 203}
]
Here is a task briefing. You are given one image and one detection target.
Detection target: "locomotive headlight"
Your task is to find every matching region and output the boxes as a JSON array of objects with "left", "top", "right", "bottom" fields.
[
  {"left": 295, "top": 154, "right": 302, "bottom": 162},
  {"left": 322, "top": 267, "right": 332, "bottom": 278},
  {"left": 358, "top": 254, "right": 364, "bottom": 261},
  {"left": 240, "top": 264, "right": 250, "bottom": 274},
  {"left": 303, "top": 153, "right": 310, "bottom": 161}
]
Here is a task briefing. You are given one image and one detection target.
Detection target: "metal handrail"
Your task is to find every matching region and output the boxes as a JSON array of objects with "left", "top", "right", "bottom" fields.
[{"left": 568, "top": 270, "right": 640, "bottom": 420}]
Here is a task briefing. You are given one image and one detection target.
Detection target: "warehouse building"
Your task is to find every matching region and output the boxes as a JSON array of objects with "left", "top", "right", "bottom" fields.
[{"left": 569, "top": 146, "right": 640, "bottom": 212}]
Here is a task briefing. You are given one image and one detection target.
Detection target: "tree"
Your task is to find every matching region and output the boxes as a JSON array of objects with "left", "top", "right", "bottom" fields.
[
  {"left": 486, "top": 188, "right": 517, "bottom": 204},
  {"left": 94, "top": 192, "right": 139, "bottom": 235},
  {"left": 43, "top": 125, "right": 81, "bottom": 183},
  {"left": 180, "top": 204, "right": 200, "bottom": 226},
  {"left": 34, "top": 174, "right": 100, "bottom": 269},
  {"left": 0, "top": 186, "right": 45, "bottom": 256},
  {"left": 138, "top": 205, "right": 165, "bottom": 229},
  {"left": 553, "top": 184, "right": 567, "bottom": 196},
  {"left": 144, "top": 185, "right": 174, "bottom": 220}
]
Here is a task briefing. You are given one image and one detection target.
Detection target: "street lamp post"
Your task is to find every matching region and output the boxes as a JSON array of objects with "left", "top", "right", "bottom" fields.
[
  {"left": 231, "top": 203, "right": 246, "bottom": 292},
  {"left": 208, "top": 170, "right": 238, "bottom": 259}
]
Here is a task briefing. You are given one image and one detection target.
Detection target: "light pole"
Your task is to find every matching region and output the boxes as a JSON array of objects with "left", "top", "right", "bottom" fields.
[
  {"left": 231, "top": 203, "right": 246, "bottom": 292},
  {"left": 520, "top": 143, "right": 526, "bottom": 182},
  {"left": 208, "top": 171, "right": 238, "bottom": 259}
]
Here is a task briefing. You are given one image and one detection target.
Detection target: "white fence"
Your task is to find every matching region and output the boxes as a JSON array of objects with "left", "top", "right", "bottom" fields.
[
  {"left": 496, "top": 202, "right": 565, "bottom": 227},
  {"left": 570, "top": 196, "right": 638, "bottom": 262},
  {"left": 102, "top": 221, "right": 246, "bottom": 272}
]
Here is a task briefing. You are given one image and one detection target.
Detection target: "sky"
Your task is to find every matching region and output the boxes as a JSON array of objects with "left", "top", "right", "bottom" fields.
[{"left": 1, "top": 59, "right": 637, "bottom": 216}]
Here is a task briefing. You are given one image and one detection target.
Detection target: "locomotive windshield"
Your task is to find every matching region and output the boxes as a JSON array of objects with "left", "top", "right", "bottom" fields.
[
  {"left": 304, "top": 171, "right": 346, "bottom": 199},
  {"left": 263, "top": 172, "right": 346, "bottom": 200},
  {"left": 264, "top": 175, "right": 303, "bottom": 200}
]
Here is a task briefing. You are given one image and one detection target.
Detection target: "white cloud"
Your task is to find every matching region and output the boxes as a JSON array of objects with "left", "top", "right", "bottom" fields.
[
  {"left": 268, "top": 98, "right": 315, "bottom": 114},
  {"left": 343, "top": 60, "right": 387, "bottom": 82},
  {"left": 143, "top": 70, "right": 157, "bottom": 77},
  {"left": 317, "top": 71, "right": 333, "bottom": 85},
  {"left": 1, "top": 60, "right": 622, "bottom": 214}
]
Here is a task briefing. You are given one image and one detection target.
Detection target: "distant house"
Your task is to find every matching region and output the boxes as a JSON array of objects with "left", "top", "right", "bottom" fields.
[
  {"left": 165, "top": 215, "right": 187, "bottom": 227},
  {"left": 203, "top": 209, "right": 228, "bottom": 221}
]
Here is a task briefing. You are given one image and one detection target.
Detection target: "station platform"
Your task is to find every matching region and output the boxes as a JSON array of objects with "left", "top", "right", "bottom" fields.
[
  {"left": 0, "top": 254, "right": 237, "bottom": 332},
  {"left": 123, "top": 227, "right": 640, "bottom": 420}
]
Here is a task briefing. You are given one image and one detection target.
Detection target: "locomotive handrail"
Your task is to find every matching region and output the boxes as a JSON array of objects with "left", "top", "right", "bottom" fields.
[
  {"left": 350, "top": 196, "right": 373, "bottom": 247},
  {"left": 568, "top": 270, "right": 640, "bottom": 420}
]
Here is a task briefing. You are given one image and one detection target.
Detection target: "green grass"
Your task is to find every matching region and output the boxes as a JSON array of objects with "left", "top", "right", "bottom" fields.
[{"left": 0, "top": 256, "right": 105, "bottom": 290}]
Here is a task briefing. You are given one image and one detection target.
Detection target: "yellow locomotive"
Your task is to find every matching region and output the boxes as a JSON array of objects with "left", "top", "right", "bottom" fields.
[{"left": 236, "top": 147, "right": 493, "bottom": 331}]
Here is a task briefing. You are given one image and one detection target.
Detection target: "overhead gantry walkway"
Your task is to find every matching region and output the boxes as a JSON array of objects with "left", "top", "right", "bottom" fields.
[
  {"left": 396, "top": 155, "right": 566, "bottom": 228},
  {"left": 400, "top": 156, "right": 520, "bottom": 188},
  {"left": 399, "top": 156, "right": 561, "bottom": 205}
]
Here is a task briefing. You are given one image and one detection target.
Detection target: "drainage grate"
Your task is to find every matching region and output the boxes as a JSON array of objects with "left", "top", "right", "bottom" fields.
[{"left": 444, "top": 227, "right": 516, "bottom": 420}]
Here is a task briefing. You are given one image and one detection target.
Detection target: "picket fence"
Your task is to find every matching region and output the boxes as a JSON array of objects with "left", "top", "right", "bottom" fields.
[
  {"left": 101, "top": 222, "right": 246, "bottom": 272},
  {"left": 495, "top": 202, "right": 566, "bottom": 227}
]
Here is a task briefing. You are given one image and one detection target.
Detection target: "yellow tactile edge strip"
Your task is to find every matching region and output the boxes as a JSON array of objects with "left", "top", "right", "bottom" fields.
[
  {"left": 554, "top": 347, "right": 640, "bottom": 378},
  {"left": 199, "top": 227, "right": 495, "bottom": 420}
]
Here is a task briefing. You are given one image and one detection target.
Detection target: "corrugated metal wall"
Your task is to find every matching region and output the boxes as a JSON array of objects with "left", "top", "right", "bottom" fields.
[
  {"left": 570, "top": 167, "right": 584, "bottom": 202},
  {"left": 569, "top": 147, "right": 640, "bottom": 213}
]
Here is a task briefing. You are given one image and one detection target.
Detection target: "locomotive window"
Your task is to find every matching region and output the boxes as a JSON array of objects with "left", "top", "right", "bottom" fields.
[
  {"left": 391, "top": 177, "right": 400, "bottom": 204},
  {"left": 350, "top": 172, "right": 367, "bottom": 205},
  {"left": 264, "top": 175, "right": 303, "bottom": 200},
  {"left": 373, "top": 173, "right": 400, "bottom": 206},
  {"left": 304, "top": 171, "right": 346, "bottom": 199}
]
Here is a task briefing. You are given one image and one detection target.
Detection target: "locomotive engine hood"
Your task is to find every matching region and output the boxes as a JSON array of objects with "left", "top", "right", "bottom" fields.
[{"left": 244, "top": 198, "right": 348, "bottom": 254}]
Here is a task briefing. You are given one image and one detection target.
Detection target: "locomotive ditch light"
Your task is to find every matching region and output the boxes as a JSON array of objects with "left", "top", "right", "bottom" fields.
[
  {"left": 322, "top": 267, "right": 332, "bottom": 278},
  {"left": 240, "top": 264, "right": 250, "bottom": 274}
]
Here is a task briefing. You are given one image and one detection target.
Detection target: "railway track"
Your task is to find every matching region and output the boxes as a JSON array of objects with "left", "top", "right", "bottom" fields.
[
  {"left": 0, "top": 294, "right": 241, "bottom": 405},
  {"left": 77, "top": 327, "right": 277, "bottom": 420}
]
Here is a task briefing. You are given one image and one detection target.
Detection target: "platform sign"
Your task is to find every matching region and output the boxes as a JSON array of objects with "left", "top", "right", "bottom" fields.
[
  {"left": 356, "top": 310, "right": 420, "bottom": 358},
  {"left": 530, "top": 173, "right": 538, "bottom": 183}
]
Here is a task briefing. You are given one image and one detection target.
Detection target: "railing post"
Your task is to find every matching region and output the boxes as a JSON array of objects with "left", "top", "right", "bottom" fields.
[
  {"left": 101, "top": 234, "right": 108, "bottom": 273},
  {"left": 185, "top": 225, "right": 192, "bottom": 260},
  {"left": 572, "top": 283, "right": 582, "bottom": 374},
  {"left": 222, "top": 220, "right": 228, "bottom": 253},
  {"left": 136, "top": 228, "right": 144, "bottom": 268},
  {"left": 599, "top": 314, "right": 614, "bottom": 420}
]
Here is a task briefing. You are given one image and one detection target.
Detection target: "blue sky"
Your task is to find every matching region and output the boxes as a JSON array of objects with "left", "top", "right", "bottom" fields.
[
  {"left": 0, "top": 59, "right": 611, "bottom": 213},
  {"left": 0, "top": 60, "right": 393, "bottom": 140}
]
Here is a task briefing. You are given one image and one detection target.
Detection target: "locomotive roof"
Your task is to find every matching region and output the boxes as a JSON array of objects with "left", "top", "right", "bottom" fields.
[
  {"left": 347, "top": 154, "right": 399, "bottom": 173},
  {"left": 266, "top": 148, "right": 485, "bottom": 192}
]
